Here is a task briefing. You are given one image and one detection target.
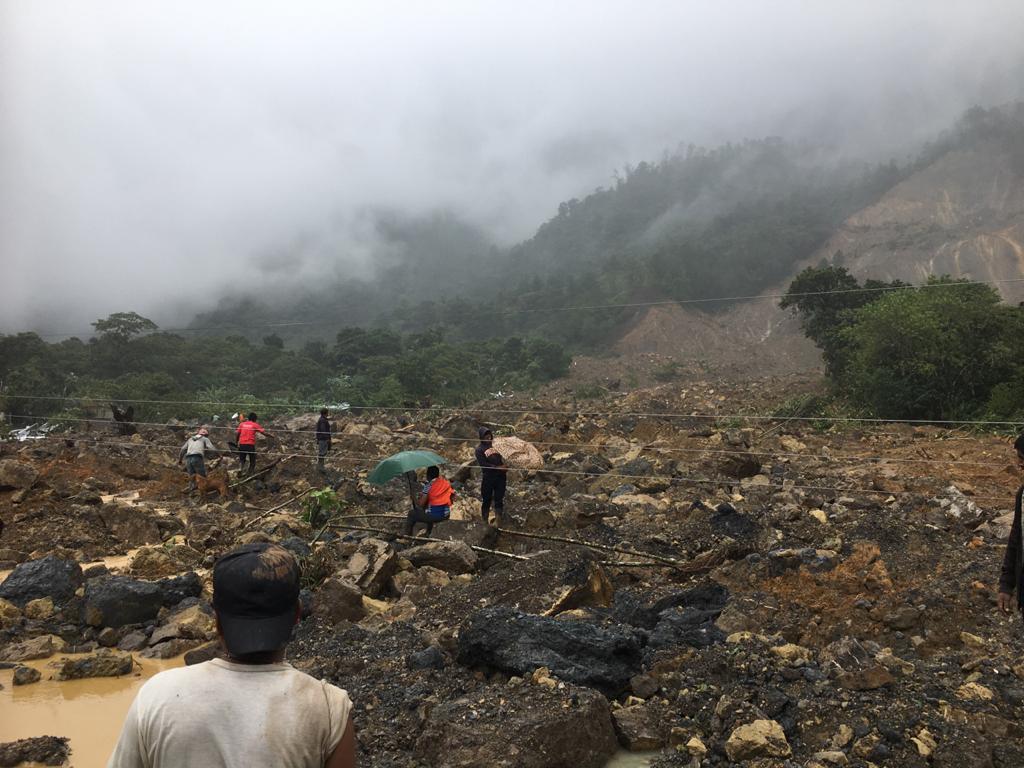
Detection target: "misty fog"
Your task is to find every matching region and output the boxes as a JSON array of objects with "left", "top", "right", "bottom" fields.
[{"left": 2, "top": 0, "right": 1023, "bottom": 335}]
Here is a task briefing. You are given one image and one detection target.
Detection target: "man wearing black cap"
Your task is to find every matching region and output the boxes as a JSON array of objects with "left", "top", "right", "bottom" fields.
[
  {"left": 474, "top": 427, "right": 508, "bottom": 525},
  {"left": 108, "top": 543, "right": 355, "bottom": 768}
]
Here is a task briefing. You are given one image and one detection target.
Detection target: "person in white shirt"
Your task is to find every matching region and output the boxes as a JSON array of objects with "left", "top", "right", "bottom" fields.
[
  {"left": 177, "top": 427, "right": 217, "bottom": 491},
  {"left": 108, "top": 543, "right": 356, "bottom": 768}
]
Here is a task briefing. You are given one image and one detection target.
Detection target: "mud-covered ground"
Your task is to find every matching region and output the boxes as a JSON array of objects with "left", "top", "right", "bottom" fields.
[{"left": 2, "top": 372, "right": 1024, "bottom": 767}]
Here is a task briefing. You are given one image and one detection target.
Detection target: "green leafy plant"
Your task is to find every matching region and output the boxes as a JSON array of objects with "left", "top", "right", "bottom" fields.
[{"left": 301, "top": 487, "right": 343, "bottom": 528}]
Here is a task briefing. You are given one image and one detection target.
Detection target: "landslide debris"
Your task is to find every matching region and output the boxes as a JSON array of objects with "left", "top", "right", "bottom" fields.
[{"left": 2, "top": 373, "right": 1024, "bottom": 766}]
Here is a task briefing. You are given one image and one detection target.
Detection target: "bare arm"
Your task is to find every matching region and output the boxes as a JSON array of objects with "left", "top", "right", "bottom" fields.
[{"left": 325, "top": 719, "right": 356, "bottom": 768}]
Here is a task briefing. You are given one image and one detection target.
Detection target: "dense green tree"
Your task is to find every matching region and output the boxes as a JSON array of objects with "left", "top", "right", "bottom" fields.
[
  {"left": 91, "top": 312, "right": 158, "bottom": 342},
  {"left": 840, "top": 279, "right": 1020, "bottom": 420},
  {"left": 780, "top": 265, "right": 905, "bottom": 378}
]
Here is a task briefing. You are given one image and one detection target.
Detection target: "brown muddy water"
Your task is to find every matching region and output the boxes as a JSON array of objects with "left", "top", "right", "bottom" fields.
[
  {"left": 605, "top": 751, "right": 660, "bottom": 767},
  {"left": 0, "top": 651, "right": 661, "bottom": 768},
  {"left": 0, "top": 654, "right": 181, "bottom": 767}
]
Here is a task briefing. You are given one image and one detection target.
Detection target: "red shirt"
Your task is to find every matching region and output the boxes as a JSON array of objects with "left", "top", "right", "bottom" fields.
[{"left": 236, "top": 420, "right": 265, "bottom": 446}]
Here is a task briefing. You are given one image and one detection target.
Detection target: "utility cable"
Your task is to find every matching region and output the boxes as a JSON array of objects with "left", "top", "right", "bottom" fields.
[
  {"left": 5, "top": 391, "right": 1022, "bottom": 428},
  {"left": 23, "top": 432, "right": 1013, "bottom": 505},
  {"left": 13, "top": 275, "right": 1024, "bottom": 339},
  {"left": 6, "top": 413, "right": 1014, "bottom": 470}
]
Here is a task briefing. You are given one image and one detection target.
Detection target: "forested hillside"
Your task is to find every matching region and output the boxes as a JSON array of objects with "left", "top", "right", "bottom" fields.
[
  {"left": 192, "top": 106, "right": 1024, "bottom": 352},
  {"left": 4, "top": 106, "right": 1024, "bottom": 419},
  {"left": 192, "top": 138, "right": 919, "bottom": 349}
]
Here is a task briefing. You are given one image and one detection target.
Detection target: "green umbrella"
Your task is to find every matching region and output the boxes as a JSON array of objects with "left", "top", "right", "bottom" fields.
[{"left": 366, "top": 449, "right": 448, "bottom": 486}]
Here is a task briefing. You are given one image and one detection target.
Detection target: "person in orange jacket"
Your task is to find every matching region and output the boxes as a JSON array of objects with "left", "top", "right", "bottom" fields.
[{"left": 404, "top": 466, "right": 455, "bottom": 537}]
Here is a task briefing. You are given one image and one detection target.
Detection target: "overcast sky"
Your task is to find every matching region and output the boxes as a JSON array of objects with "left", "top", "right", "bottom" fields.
[{"left": 2, "top": 1, "right": 1023, "bottom": 335}]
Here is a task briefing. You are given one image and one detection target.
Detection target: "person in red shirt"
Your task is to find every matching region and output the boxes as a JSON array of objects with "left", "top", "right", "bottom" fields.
[{"left": 235, "top": 412, "right": 267, "bottom": 476}]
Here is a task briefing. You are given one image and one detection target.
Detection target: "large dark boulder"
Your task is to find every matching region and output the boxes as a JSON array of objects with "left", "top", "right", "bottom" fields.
[
  {"left": 0, "top": 555, "right": 83, "bottom": 607},
  {"left": 156, "top": 571, "right": 202, "bottom": 607},
  {"left": 415, "top": 683, "right": 617, "bottom": 768},
  {"left": 647, "top": 607, "right": 726, "bottom": 652},
  {"left": 614, "top": 582, "right": 729, "bottom": 631},
  {"left": 82, "top": 576, "right": 162, "bottom": 628},
  {"left": 458, "top": 606, "right": 642, "bottom": 696}
]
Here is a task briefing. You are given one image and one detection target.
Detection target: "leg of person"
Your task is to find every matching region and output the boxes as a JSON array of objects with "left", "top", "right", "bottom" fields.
[
  {"left": 185, "top": 457, "right": 197, "bottom": 491},
  {"left": 481, "top": 479, "right": 494, "bottom": 523},
  {"left": 238, "top": 444, "right": 255, "bottom": 475},
  {"left": 317, "top": 439, "right": 329, "bottom": 471},
  {"left": 404, "top": 506, "right": 433, "bottom": 536},
  {"left": 493, "top": 479, "right": 507, "bottom": 524}
]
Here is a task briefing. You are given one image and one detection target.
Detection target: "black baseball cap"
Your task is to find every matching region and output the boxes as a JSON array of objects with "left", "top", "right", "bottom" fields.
[{"left": 212, "top": 543, "right": 301, "bottom": 655}]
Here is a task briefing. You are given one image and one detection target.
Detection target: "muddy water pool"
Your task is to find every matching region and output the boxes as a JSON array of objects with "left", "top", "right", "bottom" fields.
[
  {"left": 0, "top": 654, "right": 181, "bottom": 768},
  {"left": 1, "top": 652, "right": 663, "bottom": 768},
  {"left": 605, "top": 750, "right": 661, "bottom": 767}
]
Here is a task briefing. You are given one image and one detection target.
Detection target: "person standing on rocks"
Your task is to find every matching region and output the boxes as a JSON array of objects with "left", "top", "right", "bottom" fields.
[
  {"left": 177, "top": 428, "right": 216, "bottom": 491},
  {"left": 475, "top": 427, "right": 507, "bottom": 525},
  {"left": 315, "top": 408, "right": 332, "bottom": 473},
  {"left": 235, "top": 412, "right": 266, "bottom": 476},
  {"left": 998, "top": 433, "right": 1024, "bottom": 616},
  {"left": 108, "top": 542, "right": 356, "bottom": 768}
]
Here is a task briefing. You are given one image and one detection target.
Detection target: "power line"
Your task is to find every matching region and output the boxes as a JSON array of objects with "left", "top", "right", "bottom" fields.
[
  {"left": 24, "top": 432, "right": 1014, "bottom": 505},
  {"left": 10, "top": 275, "right": 1024, "bottom": 340},
  {"left": 5, "top": 413, "right": 1014, "bottom": 470},
  {"left": 4, "top": 391, "right": 1023, "bottom": 428}
]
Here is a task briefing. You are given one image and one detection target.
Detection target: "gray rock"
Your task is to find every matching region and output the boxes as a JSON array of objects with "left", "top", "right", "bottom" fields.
[
  {"left": 184, "top": 641, "right": 221, "bottom": 665},
  {"left": 402, "top": 541, "right": 478, "bottom": 575},
  {"left": 83, "top": 576, "right": 163, "bottom": 628},
  {"left": 612, "top": 703, "right": 666, "bottom": 751},
  {"left": 56, "top": 649, "right": 133, "bottom": 680},
  {"left": 97, "top": 627, "right": 122, "bottom": 647},
  {"left": 0, "top": 635, "right": 59, "bottom": 662},
  {"left": 0, "top": 736, "right": 70, "bottom": 767},
  {"left": 0, "top": 460, "right": 39, "bottom": 490},
  {"left": 0, "top": 548, "right": 27, "bottom": 565},
  {"left": 0, "top": 555, "right": 84, "bottom": 607},
  {"left": 278, "top": 536, "right": 311, "bottom": 559},
  {"left": 314, "top": 576, "right": 366, "bottom": 624},
  {"left": 458, "top": 606, "right": 643, "bottom": 696},
  {"left": 12, "top": 665, "right": 41, "bottom": 685},
  {"left": 414, "top": 684, "right": 617, "bottom": 768},
  {"left": 407, "top": 646, "right": 445, "bottom": 670},
  {"left": 339, "top": 538, "right": 398, "bottom": 598},
  {"left": 117, "top": 631, "right": 149, "bottom": 652},
  {"left": 95, "top": 503, "right": 161, "bottom": 547},
  {"left": 156, "top": 572, "right": 202, "bottom": 607},
  {"left": 139, "top": 638, "right": 202, "bottom": 659}
]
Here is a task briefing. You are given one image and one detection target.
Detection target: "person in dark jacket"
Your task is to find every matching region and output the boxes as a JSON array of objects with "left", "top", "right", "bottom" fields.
[
  {"left": 998, "top": 433, "right": 1024, "bottom": 615},
  {"left": 315, "top": 409, "right": 332, "bottom": 472},
  {"left": 474, "top": 427, "right": 507, "bottom": 525}
]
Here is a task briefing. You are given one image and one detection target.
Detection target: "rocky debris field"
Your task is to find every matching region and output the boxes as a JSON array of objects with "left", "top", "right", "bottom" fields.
[{"left": 2, "top": 374, "right": 1024, "bottom": 767}]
